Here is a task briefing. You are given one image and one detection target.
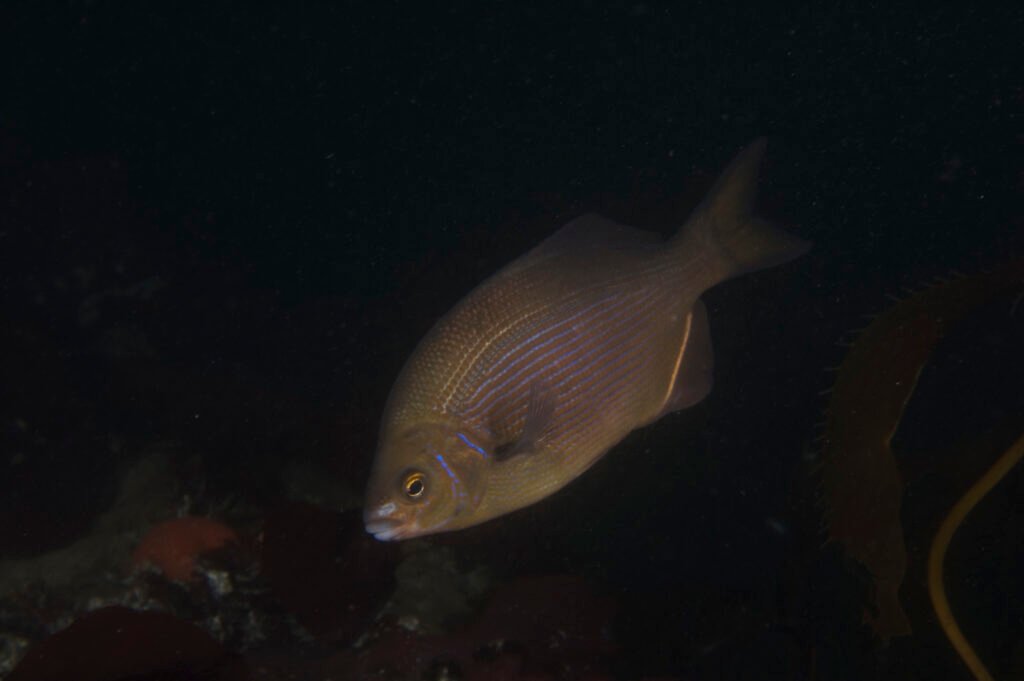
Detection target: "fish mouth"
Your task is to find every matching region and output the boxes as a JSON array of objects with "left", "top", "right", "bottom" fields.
[
  {"left": 364, "top": 518, "right": 408, "bottom": 541},
  {"left": 363, "top": 506, "right": 415, "bottom": 541}
]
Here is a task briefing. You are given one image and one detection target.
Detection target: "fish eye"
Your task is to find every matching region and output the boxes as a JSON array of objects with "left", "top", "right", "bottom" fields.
[{"left": 401, "top": 471, "right": 427, "bottom": 500}]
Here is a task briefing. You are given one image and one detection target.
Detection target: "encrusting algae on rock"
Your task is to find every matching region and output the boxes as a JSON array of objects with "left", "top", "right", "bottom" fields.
[{"left": 132, "top": 516, "right": 239, "bottom": 583}]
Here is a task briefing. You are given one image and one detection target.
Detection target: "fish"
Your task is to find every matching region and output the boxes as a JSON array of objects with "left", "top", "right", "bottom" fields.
[{"left": 364, "top": 139, "right": 810, "bottom": 540}]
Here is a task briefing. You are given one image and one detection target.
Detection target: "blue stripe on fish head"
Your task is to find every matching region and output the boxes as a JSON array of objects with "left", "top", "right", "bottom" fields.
[{"left": 456, "top": 431, "right": 489, "bottom": 459}]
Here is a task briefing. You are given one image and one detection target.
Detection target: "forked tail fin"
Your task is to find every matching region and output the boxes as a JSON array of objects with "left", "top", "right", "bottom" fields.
[{"left": 672, "top": 138, "right": 810, "bottom": 283}]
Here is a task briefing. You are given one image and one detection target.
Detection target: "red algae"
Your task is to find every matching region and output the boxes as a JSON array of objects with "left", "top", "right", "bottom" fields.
[
  {"left": 7, "top": 606, "right": 247, "bottom": 681},
  {"left": 132, "top": 515, "right": 239, "bottom": 582},
  {"left": 302, "top": 574, "right": 619, "bottom": 680},
  {"left": 260, "top": 503, "right": 398, "bottom": 640}
]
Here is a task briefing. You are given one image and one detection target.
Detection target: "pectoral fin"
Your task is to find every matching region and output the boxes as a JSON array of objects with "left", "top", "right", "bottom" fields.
[{"left": 494, "top": 381, "right": 556, "bottom": 461}]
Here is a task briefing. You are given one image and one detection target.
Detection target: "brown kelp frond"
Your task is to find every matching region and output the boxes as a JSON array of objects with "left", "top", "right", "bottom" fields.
[{"left": 816, "top": 257, "right": 1024, "bottom": 643}]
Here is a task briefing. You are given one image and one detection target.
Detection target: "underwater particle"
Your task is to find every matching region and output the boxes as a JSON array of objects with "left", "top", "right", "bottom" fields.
[{"left": 131, "top": 516, "right": 239, "bottom": 583}]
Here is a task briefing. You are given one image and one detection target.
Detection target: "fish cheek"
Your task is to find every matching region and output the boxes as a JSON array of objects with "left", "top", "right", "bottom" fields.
[
  {"left": 439, "top": 456, "right": 488, "bottom": 524},
  {"left": 423, "top": 452, "right": 487, "bottom": 525}
]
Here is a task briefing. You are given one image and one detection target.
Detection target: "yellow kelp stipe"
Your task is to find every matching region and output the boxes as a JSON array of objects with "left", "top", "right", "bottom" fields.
[{"left": 928, "top": 432, "right": 1024, "bottom": 681}]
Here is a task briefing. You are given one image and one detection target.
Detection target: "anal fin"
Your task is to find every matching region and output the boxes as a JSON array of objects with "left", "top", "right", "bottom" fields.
[{"left": 657, "top": 299, "right": 714, "bottom": 417}]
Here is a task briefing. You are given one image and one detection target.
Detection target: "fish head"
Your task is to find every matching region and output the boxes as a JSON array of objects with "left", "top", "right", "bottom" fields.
[{"left": 363, "top": 423, "right": 489, "bottom": 540}]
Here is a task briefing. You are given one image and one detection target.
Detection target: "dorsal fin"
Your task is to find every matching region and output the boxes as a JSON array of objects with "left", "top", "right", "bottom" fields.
[
  {"left": 539, "top": 212, "right": 662, "bottom": 251},
  {"left": 505, "top": 213, "right": 663, "bottom": 275}
]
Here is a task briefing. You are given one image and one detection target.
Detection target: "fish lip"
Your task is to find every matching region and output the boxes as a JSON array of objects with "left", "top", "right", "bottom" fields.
[
  {"left": 363, "top": 510, "right": 415, "bottom": 541},
  {"left": 365, "top": 519, "right": 405, "bottom": 541}
]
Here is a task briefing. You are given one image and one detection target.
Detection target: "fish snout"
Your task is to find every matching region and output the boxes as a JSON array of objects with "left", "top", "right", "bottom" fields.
[{"left": 363, "top": 502, "right": 413, "bottom": 541}]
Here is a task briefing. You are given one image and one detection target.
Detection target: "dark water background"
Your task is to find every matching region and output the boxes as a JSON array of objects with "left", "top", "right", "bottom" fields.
[{"left": 1, "top": 3, "right": 1022, "bottom": 680}]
